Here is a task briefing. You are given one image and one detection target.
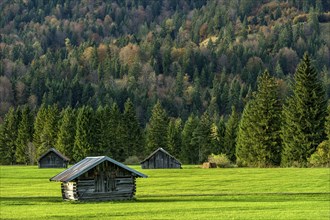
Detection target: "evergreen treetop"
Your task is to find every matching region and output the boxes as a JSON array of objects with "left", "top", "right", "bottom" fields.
[{"left": 281, "top": 54, "right": 327, "bottom": 167}]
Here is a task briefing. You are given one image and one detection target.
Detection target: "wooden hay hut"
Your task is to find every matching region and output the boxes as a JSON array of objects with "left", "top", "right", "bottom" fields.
[
  {"left": 50, "top": 156, "right": 147, "bottom": 201},
  {"left": 140, "top": 147, "right": 182, "bottom": 169},
  {"left": 38, "top": 148, "right": 69, "bottom": 168}
]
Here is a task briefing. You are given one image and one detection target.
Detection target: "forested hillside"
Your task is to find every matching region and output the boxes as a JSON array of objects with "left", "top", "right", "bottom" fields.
[{"left": 0, "top": 0, "right": 329, "bottom": 166}]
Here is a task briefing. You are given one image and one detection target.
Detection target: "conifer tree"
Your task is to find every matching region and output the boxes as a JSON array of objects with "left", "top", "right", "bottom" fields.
[
  {"left": 146, "top": 101, "right": 169, "bottom": 153},
  {"left": 0, "top": 108, "right": 19, "bottom": 164},
  {"left": 94, "top": 105, "right": 108, "bottom": 156},
  {"left": 33, "top": 104, "right": 46, "bottom": 157},
  {"left": 15, "top": 106, "right": 34, "bottom": 164},
  {"left": 167, "top": 118, "right": 182, "bottom": 158},
  {"left": 55, "top": 107, "right": 76, "bottom": 159},
  {"left": 73, "top": 106, "right": 95, "bottom": 161},
  {"left": 175, "top": 67, "right": 184, "bottom": 97},
  {"left": 308, "top": 104, "right": 330, "bottom": 167},
  {"left": 281, "top": 54, "right": 327, "bottom": 167},
  {"left": 236, "top": 71, "right": 282, "bottom": 166},
  {"left": 108, "top": 102, "right": 126, "bottom": 161},
  {"left": 191, "top": 111, "right": 212, "bottom": 163},
  {"left": 212, "top": 116, "right": 226, "bottom": 154},
  {"left": 39, "top": 104, "right": 59, "bottom": 157},
  {"left": 210, "top": 122, "right": 220, "bottom": 154},
  {"left": 223, "top": 106, "right": 240, "bottom": 161},
  {"left": 326, "top": 104, "right": 330, "bottom": 140},
  {"left": 181, "top": 114, "right": 199, "bottom": 164},
  {"left": 96, "top": 105, "right": 113, "bottom": 157},
  {"left": 123, "top": 99, "right": 144, "bottom": 157}
]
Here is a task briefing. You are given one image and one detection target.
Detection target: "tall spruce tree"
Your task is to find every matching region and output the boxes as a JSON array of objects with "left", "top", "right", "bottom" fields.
[
  {"left": 223, "top": 106, "right": 240, "bottom": 162},
  {"left": 167, "top": 118, "right": 182, "bottom": 159},
  {"left": 15, "top": 106, "right": 34, "bottom": 164},
  {"left": 73, "top": 106, "right": 95, "bottom": 161},
  {"left": 191, "top": 111, "right": 212, "bottom": 163},
  {"left": 123, "top": 99, "right": 144, "bottom": 157},
  {"left": 236, "top": 71, "right": 282, "bottom": 167},
  {"left": 39, "top": 104, "right": 59, "bottom": 157},
  {"left": 281, "top": 54, "right": 327, "bottom": 167},
  {"left": 94, "top": 105, "right": 108, "bottom": 156},
  {"left": 0, "top": 108, "right": 19, "bottom": 164},
  {"left": 109, "top": 102, "right": 126, "bottom": 161},
  {"left": 96, "top": 105, "right": 113, "bottom": 157},
  {"left": 307, "top": 104, "right": 330, "bottom": 167},
  {"left": 326, "top": 104, "right": 330, "bottom": 141},
  {"left": 210, "top": 116, "right": 226, "bottom": 155},
  {"left": 33, "top": 104, "right": 47, "bottom": 157},
  {"left": 181, "top": 114, "right": 199, "bottom": 164},
  {"left": 146, "top": 101, "right": 169, "bottom": 153},
  {"left": 55, "top": 107, "right": 76, "bottom": 159}
]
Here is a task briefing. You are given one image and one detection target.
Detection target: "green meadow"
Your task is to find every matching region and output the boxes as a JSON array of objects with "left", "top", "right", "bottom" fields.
[{"left": 0, "top": 166, "right": 329, "bottom": 219}]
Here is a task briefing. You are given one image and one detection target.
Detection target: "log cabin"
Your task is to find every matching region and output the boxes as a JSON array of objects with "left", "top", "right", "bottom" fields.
[
  {"left": 38, "top": 148, "right": 69, "bottom": 168},
  {"left": 140, "top": 147, "right": 182, "bottom": 169},
  {"left": 50, "top": 156, "right": 147, "bottom": 201}
]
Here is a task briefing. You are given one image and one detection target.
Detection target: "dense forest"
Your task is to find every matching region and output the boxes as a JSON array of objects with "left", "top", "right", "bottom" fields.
[{"left": 0, "top": 0, "right": 329, "bottom": 167}]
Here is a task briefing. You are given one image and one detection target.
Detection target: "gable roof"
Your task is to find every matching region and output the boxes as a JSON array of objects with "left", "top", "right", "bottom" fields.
[
  {"left": 140, "top": 148, "right": 182, "bottom": 164},
  {"left": 50, "top": 156, "right": 147, "bottom": 182},
  {"left": 38, "top": 148, "right": 70, "bottom": 162}
]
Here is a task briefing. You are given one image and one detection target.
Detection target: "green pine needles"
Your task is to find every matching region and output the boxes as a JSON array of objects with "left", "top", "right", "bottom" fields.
[
  {"left": 236, "top": 71, "right": 282, "bottom": 167},
  {"left": 281, "top": 54, "right": 327, "bottom": 167}
]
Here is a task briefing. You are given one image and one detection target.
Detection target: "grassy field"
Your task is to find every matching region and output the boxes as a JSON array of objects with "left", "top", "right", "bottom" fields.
[{"left": 0, "top": 165, "right": 329, "bottom": 219}]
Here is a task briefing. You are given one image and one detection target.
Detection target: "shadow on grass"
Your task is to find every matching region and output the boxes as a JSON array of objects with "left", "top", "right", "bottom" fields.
[
  {"left": 1, "top": 196, "right": 63, "bottom": 204},
  {"left": 1, "top": 192, "right": 329, "bottom": 204},
  {"left": 137, "top": 192, "right": 330, "bottom": 203}
]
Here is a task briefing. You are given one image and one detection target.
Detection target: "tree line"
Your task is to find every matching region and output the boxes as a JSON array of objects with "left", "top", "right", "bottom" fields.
[
  {"left": 1, "top": 0, "right": 329, "bottom": 123},
  {"left": 1, "top": 54, "right": 329, "bottom": 167}
]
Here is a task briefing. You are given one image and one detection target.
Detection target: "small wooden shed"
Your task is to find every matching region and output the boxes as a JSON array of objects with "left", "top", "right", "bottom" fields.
[
  {"left": 50, "top": 156, "right": 147, "bottom": 201},
  {"left": 140, "top": 148, "right": 182, "bottom": 169},
  {"left": 38, "top": 148, "right": 69, "bottom": 168}
]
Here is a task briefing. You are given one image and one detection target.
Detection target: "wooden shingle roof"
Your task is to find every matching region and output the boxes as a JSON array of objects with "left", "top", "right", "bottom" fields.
[
  {"left": 140, "top": 147, "right": 182, "bottom": 164},
  {"left": 38, "top": 148, "right": 70, "bottom": 162},
  {"left": 50, "top": 156, "right": 147, "bottom": 182}
]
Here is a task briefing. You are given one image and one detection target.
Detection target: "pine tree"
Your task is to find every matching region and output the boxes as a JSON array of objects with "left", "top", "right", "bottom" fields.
[
  {"left": 123, "top": 99, "right": 144, "bottom": 157},
  {"left": 211, "top": 116, "right": 226, "bottom": 154},
  {"left": 94, "top": 105, "right": 107, "bottom": 156},
  {"left": 210, "top": 122, "right": 220, "bottom": 154},
  {"left": 33, "top": 104, "right": 46, "bottom": 157},
  {"left": 181, "top": 114, "right": 199, "bottom": 164},
  {"left": 191, "top": 111, "right": 212, "bottom": 163},
  {"left": 73, "top": 106, "right": 95, "bottom": 161},
  {"left": 15, "top": 106, "right": 34, "bottom": 164},
  {"left": 146, "top": 101, "right": 169, "bottom": 153},
  {"left": 308, "top": 104, "right": 330, "bottom": 167},
  {"left": 167, "top": 118, "right": 182, "bottom": 159},
  {"left": 175, "top": 67, "right": 184, "bottom": 97},
  {"left": 281, "top": 54, "right": 327, "bottom": 167},
  {"left": 95, "top": 105, "right": 113, "bottom": 157},
  {"left": 39, "top": 104, "right": 59, "bottom": 157},
  {"left": 108, "top": 102, "right": 126, "bottom": 161},
  {"left": 326, "top": 104, "right": 330, "bottom": 140},
  {"left": 55, "top": 107, "right": 76, "bottom": 159},
  {"left": 223, "top": 106, "right": 240, "bottom": 162},
  {"left": 236, "top": 71, "right": 282, "bottom": 167},
  {"left": 0, "top": 108, "right": 19, "bottom": 164}
]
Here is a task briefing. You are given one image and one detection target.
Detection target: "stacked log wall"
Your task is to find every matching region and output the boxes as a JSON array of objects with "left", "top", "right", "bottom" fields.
[
  {"left": 142, "top": 151, "right": 181, "bottom": 169},
  {"left": 61, "top": 161, "right": 138, "bottom": 201}
]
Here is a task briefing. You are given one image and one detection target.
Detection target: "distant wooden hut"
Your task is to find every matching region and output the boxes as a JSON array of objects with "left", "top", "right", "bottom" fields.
[
  {"left": 140, "top": 148, "right": 182, "bottom": 169},
  {"left": 50, "top": 156, "right": 147, "bottom": 201},
  {"left": 38, "top": 148, "right": 69, "bottom": 168}
]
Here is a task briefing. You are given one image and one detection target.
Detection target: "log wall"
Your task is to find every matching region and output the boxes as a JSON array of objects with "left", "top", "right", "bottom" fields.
[
  {"left": 61, "top": 161, "right": 137, "bottom": 201},
  {"left": 39, "top": 152, "right": 68, "bottom": 168},
  {"left": 141, "top": 151, "right": 181, "bottom": 169}
]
